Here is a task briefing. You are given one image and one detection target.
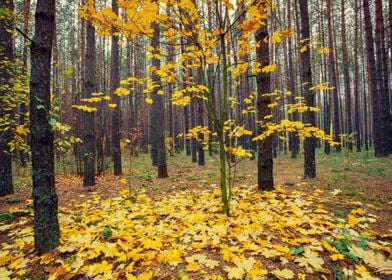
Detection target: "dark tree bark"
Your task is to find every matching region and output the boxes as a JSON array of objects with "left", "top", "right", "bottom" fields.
[
  {"left": 30, "top": 0, "right": 60, "bottom": 254},
  {"left": 327, "top": 0, "right": 341, "bottom": 152},
  {"left": 150, "top": 18, "right": 168, "bottom": 178},
  {"left": 353, "top": 2, "right": 361, "bottom": 152},
  {"left": 340, "top": 0, "right": 353, "bottom": 151},
  {"left": 82, "top": 14, "right": 96, "bottom": 186},
  {"left": 0, "top": 0, "right": 14, "bottom": 196},
  {"left": 111, "top": 0, "right": 122, "bottom": 175},
  {"left": 198, "top": 94, "right": 205, "bottom": 166},
  {"left": 299, "top": 0, "right": 316, "bottom": 178},
  {"left": 191, "top": 97, "right": 198, "bottom": 163},
  {"left": 363, "top": 0, "right": 382, "bottom": 156},
  {"left": 255, "top": 11, "right": 274, "bottom": 191},
  {"left": 286, "top": 0, "right": 299, "bottom": 159},
  {"left": 18, "top": 0, "right": 31, "bottom": 167},
  {"left": 375, "top": 0, "right": 392, "bottom": 155}
]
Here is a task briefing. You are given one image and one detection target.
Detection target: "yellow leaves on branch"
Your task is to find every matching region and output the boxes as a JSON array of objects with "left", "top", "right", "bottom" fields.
[
  {"left": 252, "top": 119, "right": 339, "bottom": 147},
  {"left": 72, "top": 105, "right": 97, "bottom": 113},
  {"left": 115, "top": 87, "right": 131, "bottom": 96},
  {"left": 261, "top": 64, "right": 277, "bottom": 73}
]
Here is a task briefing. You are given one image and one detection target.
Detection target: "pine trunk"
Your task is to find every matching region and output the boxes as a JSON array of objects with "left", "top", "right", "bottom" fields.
[
  {"left": 0, "top": 0, "right": 14, "bottom": 196},
  {"left": 30, "top": 0, "right": 60, "bottom": 254}
]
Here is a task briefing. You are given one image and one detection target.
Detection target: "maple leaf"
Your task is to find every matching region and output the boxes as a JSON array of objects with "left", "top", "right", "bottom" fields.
[
  {"left": 0, "top": 267, "right": 11, "bottom": 280},
  {"left": 272, "top": 268, "right": 294, "bottom": 279},
  {"left": 137, "top": 271, "right": 154, "bottom": 280},
  {"left": 350, "top": 245, "right": 392, "bottom": 275},
  {"left": 330, "top": 253, "right": 345, "bottom": 261},
  {"left": 185, "top": 261, "right": 200, "bottom": 272},
  {"left": 159, "top": 249, "right": 183, "bottom": 266},
  {"left": 145, "top": 97, "right": 153, "bottom": 104},
  {"left": 224, "top": 265, "right": 244, "bottom": 279}
]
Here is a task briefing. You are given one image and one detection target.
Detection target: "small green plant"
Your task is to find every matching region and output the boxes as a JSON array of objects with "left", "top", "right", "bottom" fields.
[
  {"left": 64, "top": 255, "right": 76, "bottom": 264},
  {"left": 289, "top": 247, "right": 304, "bottom": 255},
  {"left": 152, "top": 185, "right": 160, "bottom": 191},
  {"left": 7, "top": 197, "right": 21, "bottom": 203},
  {"left": 101, "top": 226, "right": 112, "bottom": 239},
  {"left": 205, "top": 170, "right": 215, "bottom": 179},
  {"left": 140, "top": 170, "right": 152, "bottom": 182},
  {"left": 326, "top": 235, "right": 359, "bottom": 262}
]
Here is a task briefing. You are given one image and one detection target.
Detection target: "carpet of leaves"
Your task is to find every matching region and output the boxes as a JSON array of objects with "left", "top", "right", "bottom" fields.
[{"left": 1, "top": 184, "right": 391, "bottom": 279}]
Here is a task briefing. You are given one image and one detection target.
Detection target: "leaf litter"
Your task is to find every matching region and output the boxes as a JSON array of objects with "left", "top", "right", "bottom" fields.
[{"left": 0, "top": 183, "right": 391, "bottom": 279}]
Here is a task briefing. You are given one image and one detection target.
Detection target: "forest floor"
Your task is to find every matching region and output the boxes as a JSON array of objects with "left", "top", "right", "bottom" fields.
[{"left": 0, "top": 149, "right": 391, "bottom": 279}]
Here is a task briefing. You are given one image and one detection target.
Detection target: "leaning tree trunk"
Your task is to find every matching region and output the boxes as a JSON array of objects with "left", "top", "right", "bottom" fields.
[
  {"left": 299, "top": 0, "right": 316, "bottom": 178},
  {"left": 0, "top": 0, "right": 14, "bottom": 196},
  {"left": 111, "top": 0, "right": 122, "bottom": 175},
  {"left": 30, "top": 0, "right": 60, "bottom": 254},
  {"left": 255, "top": 12, "right": 274, "bottom": 191}
]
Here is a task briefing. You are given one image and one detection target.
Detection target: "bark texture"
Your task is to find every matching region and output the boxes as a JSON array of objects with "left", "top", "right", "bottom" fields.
[
  {"left": 0, "top": 0, "right": 14, "bottom": 196},
  {"left": 30, "top": 0, "right": 60, "bottom": 254},
  {"left": 255, "top": 13, "right": 274, "bottom": 191},
  {"left": 299, "top": 0, "right": 316, "bottom": 178}
]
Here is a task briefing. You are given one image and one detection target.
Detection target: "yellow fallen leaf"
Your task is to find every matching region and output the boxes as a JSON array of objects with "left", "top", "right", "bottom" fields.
[
  {"left": 224, "top": 266, "right": 244, "bottom": 279},
  {"left": 0, "top": 267, "right": 11, "bottom": 280},
  {"left": 272, "top": 268, "right": 294, "bottom": 279}
]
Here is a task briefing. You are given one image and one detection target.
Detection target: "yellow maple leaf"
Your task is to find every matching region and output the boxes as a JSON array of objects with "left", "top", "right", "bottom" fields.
[
  {"left": 137, "top": 271, "right": 153, "bottom": 280},
  {"left": 145, "top": 97, "right": 154, "bottom": 104},
  {"left": 0, "top": 267, "right": 11, "bottom": 280},
  {"left": 141, "top": 238, "right": 162, "bottom": 249},
  {"left": 272, "top": 268, "right": 294, "bottom": 279},
  {"left": 350, "top": 245, "right": 392, "bottom": 275},
  {"left": 224, "top": 265, "right": 244, "bottom": 279},
  {"left": 185, "top": 261, "right": 200, "bottom": 272},
  {"left": 330, "top": 253, "right": 345, "bottom": 261},
  {"left": 261, "top": 64, "right": 277, "bottom": 73}
]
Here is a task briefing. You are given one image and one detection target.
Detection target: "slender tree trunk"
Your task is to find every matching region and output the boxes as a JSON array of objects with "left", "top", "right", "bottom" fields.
[
  {"left": 111, "top": 0, "right": 122, "bottom": 175},
  {"left": 285, "top": 0, "right": 299, "bottom": 158},
  {"left": 150, "top": 17, "right": 168, "bottom": 178},
  {"left": 18, "top": 0, "right": 31, "bottom": 167},
  {"left": 299, "top": 0, "right": 316, "bottom": 178},
  {"left": 30, "top": 0, "right": 60, "bottom": 254},
  {"left": 340, "top": 0, "right": 353, "bottom": 151},
  {"left": 82, "top": 12, "right": 96, "bottom": 186},
  {"left": 353, "top": 2, "right": 361, "bottom": 152},
  {"left": 255, "top": 10, "right": 274, "bottom": 191},
  {"left": 327, "top": 0, "right": 341, "bottom": 152},
  {"left": 363, "top": 0, "right": 382, "bottom": 156},
  {"left": 0, "top": 0, "right": 14, "bottom": 196}
]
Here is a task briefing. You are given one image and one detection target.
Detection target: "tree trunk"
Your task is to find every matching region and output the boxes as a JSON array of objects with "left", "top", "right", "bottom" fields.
[
  {"left": 82, "top": 13, "right": 96, "bottom": 186},
  {"left": 0, "top": 0, "right": 14, "bottom": 196},
  {"left": 299, "top": 0, "right": 316, "bottom": 178},
  {"left": 30, "top": 0, "right": 60, "bottom": 254},
  {"left": 375, "top": 0, "right": 392, "bottom": 155},
  {"left": 150, "top": 17, "right": 168, "bottom": 178},
  {"left": 327, "top": 0, "right": 341, "bottom": 152},
  {"left": 340, "top": 0, "right": 353, "bottom": 151},
  {"left": 111, "top": 0, "right": 122, "bottom": 175},
  {"left": 255, "top": 12, "right": 274, "bottom": 191},
  {"left": 363, "top": 0, "right": 382, "bottom": 156},
  {"left": 353, "top": 2, "right": 361, "bottom": 152}
]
